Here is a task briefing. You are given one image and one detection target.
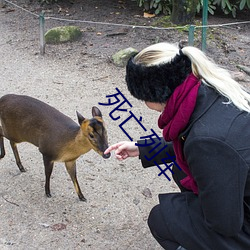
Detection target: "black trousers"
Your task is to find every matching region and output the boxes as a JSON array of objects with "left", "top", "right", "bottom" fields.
[
  {"left": 148, "top": 165, "right": 188, "bottom": 250},
  {"left": 148, "top": 165, "right": 250, "bottom": 250}
]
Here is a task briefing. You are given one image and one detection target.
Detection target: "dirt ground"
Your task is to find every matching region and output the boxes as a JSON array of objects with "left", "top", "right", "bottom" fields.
[{"left": 0, "top": 0, "right": 249, "bottom": 249}]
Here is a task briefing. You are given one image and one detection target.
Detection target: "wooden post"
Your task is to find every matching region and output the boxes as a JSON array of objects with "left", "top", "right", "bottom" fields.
[
  {"left": 39, "top": 11, "right": 45, "bottom": 55},
  {"left": 188, "top": 25, "right": 195, "bottom": 46},
  {"left": 202, "top": 0, "right": 208, "bottom": 51}
]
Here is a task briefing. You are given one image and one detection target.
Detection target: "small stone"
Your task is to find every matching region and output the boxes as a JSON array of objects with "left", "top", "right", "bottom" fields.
[
  {"left": 0, "top": 0, "right": 6, "bottom": 8},
  {"left": 133, "top": 197, "right": 140, "bottom": 205},
  {"left": 112, "top": 47, "right": 138, "bottom": 67},
  {"left": 39, "top": 223, "right": 50, "bottom": 228},
  {"left": 142, "top": 187, "right": 152, "bottom": 198},
  {"left": 236, "top": 65, "right": 250, "bottom": 76},
  {"left": 231, "top": 71, "right": 247, "bottom": 82}
]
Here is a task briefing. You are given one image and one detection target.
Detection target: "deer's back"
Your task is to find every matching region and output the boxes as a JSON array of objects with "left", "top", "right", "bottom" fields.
[{"left": 0, "top": 94, "right": 79, "bottom": 147}]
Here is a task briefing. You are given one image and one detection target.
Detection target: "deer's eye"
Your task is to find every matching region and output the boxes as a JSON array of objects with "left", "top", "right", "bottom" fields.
[{"left": 89, "top": 133, "right": 94, "bottom": 139}]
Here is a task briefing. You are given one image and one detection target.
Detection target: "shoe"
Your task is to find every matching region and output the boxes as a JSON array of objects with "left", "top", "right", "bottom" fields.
[{"left": 176, "top": 246, "right": 187, "bottom": 250}]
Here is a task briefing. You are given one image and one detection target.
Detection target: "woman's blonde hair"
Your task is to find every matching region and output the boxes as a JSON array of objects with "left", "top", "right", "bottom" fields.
[{"left": 134, "top": 42, "right": 250, "bottom": 113}]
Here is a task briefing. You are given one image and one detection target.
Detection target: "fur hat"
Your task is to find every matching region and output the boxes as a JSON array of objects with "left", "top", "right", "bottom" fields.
[{"left": 125, "top": 52, "right": 192, "bottom": 103}]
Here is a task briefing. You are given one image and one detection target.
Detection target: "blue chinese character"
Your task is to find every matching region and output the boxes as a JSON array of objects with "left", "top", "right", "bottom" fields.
[
  {"left": 138, "top": 133, "right": 181, "bottom": 181},
  {"left": 161, "top": 153, "right": 182, "bottom": 171},
  {"left": 119, "top": 111, "right": 147, "bottom": 141},
  {"left": 154, "top": 153, "right": 182, "bottom": 181},
  {"left": 135, "top": 129, "right": 161, "bottom": 147},
  {"left": 143, "top": 141, "right": 169, "bottom": 161},
  {"left": 154, "top": 161, "right": 174, "bottom": 181},
  {"left": 98, "top": 87, "right": 132, "bottom": 120}
]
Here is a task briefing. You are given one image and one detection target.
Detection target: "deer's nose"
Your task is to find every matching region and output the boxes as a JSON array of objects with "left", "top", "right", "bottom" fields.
[{"left": 103, "top": 152, "right": 111, "bottom": 159}]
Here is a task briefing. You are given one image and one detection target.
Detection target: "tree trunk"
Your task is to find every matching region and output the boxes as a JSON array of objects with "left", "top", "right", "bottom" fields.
[{"left": 171, "top": 0, "right": 198, "bottom": 25}]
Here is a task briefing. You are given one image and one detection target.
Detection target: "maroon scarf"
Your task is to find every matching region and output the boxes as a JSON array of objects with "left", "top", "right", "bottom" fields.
[{"left": 158, "top": 73, "right": 200, "bottom": 194}]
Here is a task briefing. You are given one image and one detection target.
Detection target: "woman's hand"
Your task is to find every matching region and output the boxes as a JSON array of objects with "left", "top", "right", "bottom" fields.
[{"left": 104, "top": 141, "right": 139, "bottom": 160}]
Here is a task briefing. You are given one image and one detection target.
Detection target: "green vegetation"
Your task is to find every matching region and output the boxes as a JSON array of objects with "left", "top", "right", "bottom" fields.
[
  {"left": 38, "top": 0, "right": 58, "bottom": 4},
  {"left": 135, "top": 0, "right": 250, "bottom": 18},
  {"left": 135, "top": 0, "right": 172, "bottom": 15},
  {"left": 38, "top": 0, "right": 250, "bottom": 22}
]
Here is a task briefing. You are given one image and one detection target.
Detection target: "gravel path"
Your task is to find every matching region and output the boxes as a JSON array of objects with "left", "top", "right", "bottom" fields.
[{"left": 0, "top": 4, "right": 178, "bottom": 250}]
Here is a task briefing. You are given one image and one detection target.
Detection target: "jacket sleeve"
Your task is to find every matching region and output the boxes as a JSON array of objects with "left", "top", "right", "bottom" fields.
[
  {"left": 185, "top": 136, "right": 248, "bottom": 237},
  {"left": 137, "top": 137, "right": 175, "bottom": 168}
]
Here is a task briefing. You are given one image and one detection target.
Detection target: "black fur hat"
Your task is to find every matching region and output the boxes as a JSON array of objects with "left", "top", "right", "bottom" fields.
[{"left": 125, "top": 52, "right": 192, "bottom": 103}]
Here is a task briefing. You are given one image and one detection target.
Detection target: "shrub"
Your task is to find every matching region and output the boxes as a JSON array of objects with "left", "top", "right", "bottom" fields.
[
  {"left": 38, "top": 0, "right": 58, "bottom": 4},
  {"left": 135, "top": 0, "right": 250, "bottom": 18},
  {"left": 135, "top": 0, "right": 172, "bottom": 15}
]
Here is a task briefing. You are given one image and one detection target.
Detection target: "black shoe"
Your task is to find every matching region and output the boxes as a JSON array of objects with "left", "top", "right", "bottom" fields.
[{"left": 176, "top": 246, "right": 187, "bottom": 250}]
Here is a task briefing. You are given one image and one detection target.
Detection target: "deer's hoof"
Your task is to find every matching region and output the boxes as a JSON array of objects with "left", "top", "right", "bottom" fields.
[
  {"left": 79, "top": 196, "right": 87, "bottom": 202},
  {"left": 46, "top": 193, "right": 52, "bottom": 198}
]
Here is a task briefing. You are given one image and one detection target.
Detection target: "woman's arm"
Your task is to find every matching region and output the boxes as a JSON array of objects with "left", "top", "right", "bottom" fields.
[
  {"left": 137, "top": 137, "right": 175, "bottom": 168},
  {"left": 104, "top": 138, "right": 175, "bottom": 165},
  {"left": 104, "top": 138, "right": 175, "bottom": 169},
  {"left": 104, "top": 141, "right": 139, "bottom": 160}
]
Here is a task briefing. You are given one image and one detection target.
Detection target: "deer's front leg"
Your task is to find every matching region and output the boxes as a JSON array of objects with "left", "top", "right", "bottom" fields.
[{"left": 65, "top": 160, "right": 86, "bottom": 202}]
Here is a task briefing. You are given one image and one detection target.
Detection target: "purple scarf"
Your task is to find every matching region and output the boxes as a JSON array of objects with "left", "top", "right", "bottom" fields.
[{"left": 158, "top": 73, "right": 200, "bottom": 194}]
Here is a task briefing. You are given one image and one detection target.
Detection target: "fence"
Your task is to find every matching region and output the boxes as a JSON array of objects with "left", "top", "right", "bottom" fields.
[{"left": 2, "top": 0, "right": 250, "bottom": 55}]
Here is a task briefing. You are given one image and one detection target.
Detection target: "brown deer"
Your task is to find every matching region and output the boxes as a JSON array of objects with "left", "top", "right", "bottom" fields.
[{"left": 0, "top": 94, "right": 110, "bottom": 201}]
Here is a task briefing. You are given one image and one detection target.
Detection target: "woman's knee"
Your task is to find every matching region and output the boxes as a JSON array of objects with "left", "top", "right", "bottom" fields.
[
  {"left": 148, "top": 204, "right": 179, "bottom": 250},
  {"left": 148, "top": 204, "right": 172, "bottom": 240},
  {"left": 148, "top": 204, "right": 161, "bottom": 233}
]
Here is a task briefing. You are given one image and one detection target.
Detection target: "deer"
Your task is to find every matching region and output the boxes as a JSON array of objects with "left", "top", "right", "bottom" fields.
[{"left": 0, "top": 94, "right": 111, "bottom": 202}]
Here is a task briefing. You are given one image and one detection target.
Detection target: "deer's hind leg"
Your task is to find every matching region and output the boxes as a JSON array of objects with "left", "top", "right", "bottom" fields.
[
  {"left": 0, "top": 126, "right": 5, "bottom": 159},
  {"left": 43, "top": 155, "right": 54, "bottom": 198},
  {"left": 65, "top": 161, "right": 86, "bottom": 202},
  {"left": 10, "top": 141, "right": 26, "bottom": 172}
]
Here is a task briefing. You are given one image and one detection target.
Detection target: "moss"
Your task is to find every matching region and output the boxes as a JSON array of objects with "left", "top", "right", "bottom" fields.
[
  {"left": 45, "top": 26, "right": 82, "bottom": 44},
  {"left": 152, "top": 15, "right": 197, "bottom": 32},
  {"left": 152, "top": 16, "right": 172, "bottom": 27}
]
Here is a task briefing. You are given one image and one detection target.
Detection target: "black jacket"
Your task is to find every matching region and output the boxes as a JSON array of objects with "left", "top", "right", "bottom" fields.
[{"left": 138, "top": 84, "right": 250, "bottom": 249}]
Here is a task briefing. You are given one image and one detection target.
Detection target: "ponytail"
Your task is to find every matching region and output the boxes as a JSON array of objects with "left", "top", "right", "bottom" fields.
[{"left": 182, "top": 46, "right": 250, "bottom": 112}]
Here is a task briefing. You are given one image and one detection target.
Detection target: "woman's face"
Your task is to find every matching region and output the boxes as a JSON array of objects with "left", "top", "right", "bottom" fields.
[{"left": 145, "top": 102, "right": 166, "bottom": 112}]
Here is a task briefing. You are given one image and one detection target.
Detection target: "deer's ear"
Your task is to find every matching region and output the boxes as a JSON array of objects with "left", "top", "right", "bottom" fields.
[
  {"left": 92, "top": 106, "right": 102, "bottom": 118},
  {"left": 76, "top": 111, "right": 85, "bottom": 125}
]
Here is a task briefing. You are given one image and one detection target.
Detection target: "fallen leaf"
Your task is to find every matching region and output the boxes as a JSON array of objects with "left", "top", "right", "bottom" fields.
[
  {"left": 143, "top": 12, "right": 155, "bottom": 18},
  {"left": 51, "top": 223, "right": 67, "bottom": 231},
  {"left": 142, "top": 187, "right": 152, "bottom": 198}
]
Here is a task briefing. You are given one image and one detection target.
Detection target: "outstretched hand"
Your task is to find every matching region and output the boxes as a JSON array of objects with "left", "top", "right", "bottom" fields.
[{"left": 104, "top": 141, "right": 139, "bottom": 160}]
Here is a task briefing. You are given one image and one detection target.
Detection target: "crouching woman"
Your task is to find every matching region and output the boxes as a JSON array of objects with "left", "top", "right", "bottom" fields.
[{"left": 105, "top": 42, "right": 250, "bottom": 249}]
